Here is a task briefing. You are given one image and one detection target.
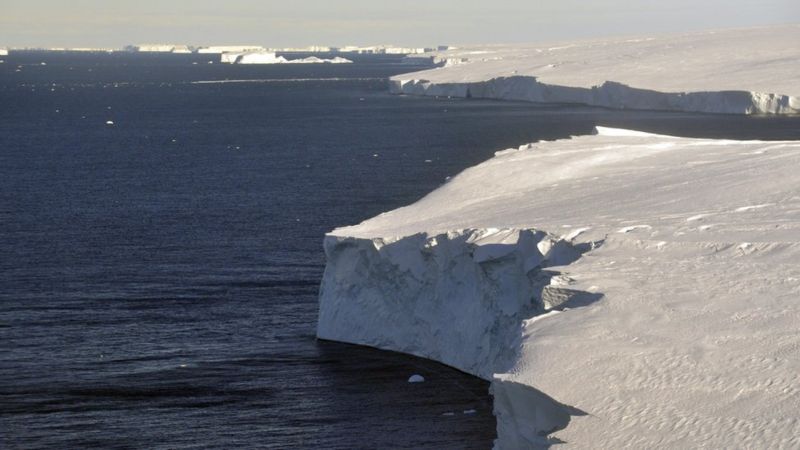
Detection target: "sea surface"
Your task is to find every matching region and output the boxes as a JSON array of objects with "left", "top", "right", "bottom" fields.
[{"left": 2, "top": 51, "right": 800, "bottom": 449}]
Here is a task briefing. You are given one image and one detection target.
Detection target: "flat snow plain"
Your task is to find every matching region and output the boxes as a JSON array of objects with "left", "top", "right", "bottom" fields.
[
  {"left": 391, "top": 26, "right": 800, "bottom": 114},
  {"left": 319, "top": 127, "right": 800, "bottom": 448}
]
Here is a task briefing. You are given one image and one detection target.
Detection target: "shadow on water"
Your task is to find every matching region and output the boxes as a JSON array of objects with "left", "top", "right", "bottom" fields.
[{"left": 313, "top": 340, "right": 497, "bottom": 449}]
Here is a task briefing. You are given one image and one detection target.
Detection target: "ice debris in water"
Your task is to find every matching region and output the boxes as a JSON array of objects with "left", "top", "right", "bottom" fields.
[{"left": 408, "top": 374, "right": 425, "bottom": 383}]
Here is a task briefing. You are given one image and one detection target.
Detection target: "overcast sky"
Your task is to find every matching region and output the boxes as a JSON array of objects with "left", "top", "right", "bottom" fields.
[{"left": 2, "top": 0, "right": 798, "bottom": 48}]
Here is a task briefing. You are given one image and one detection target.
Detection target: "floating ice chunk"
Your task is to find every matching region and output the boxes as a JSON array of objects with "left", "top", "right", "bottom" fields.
[
  {"left": 105, "top": 120, "right": 114, "bottom": 125},
  {"left": 408, "top": 374, "right": 425, "bottom": 383},
  {"left": 463, "top": 409, "right": 477, "bottom": 414}
]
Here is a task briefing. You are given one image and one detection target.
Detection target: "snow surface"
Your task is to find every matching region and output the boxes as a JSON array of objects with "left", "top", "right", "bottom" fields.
[
  {"left": 318, "top": 128, "right": 800, "bottom": 448},
  {"left": 390, "top": 26, "right": 800, "bottom": 114}
]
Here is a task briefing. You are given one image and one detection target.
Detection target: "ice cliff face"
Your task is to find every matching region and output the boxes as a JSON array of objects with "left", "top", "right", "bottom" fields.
[
  {"left": 318, "top": 228, "right": 590, "bottom": 379},
  {"left": 390, "top": 25, "right": 800, "bottom": 115}
]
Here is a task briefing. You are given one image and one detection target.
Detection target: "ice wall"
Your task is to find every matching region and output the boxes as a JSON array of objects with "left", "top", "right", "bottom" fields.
[
  {"left": 317, "top": 228, "right": 590, "bottom": 377},
  {"left": 390, "top": 77, "right": 799, "bottom": 115}
]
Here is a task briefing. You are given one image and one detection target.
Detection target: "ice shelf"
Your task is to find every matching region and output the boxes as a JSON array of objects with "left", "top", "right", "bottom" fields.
[
  {"left": 318, "top": 127, "right": 800, "bottom": 447},
  {"left": 390, "top": 26, "right": 800, "bottom": 114}
]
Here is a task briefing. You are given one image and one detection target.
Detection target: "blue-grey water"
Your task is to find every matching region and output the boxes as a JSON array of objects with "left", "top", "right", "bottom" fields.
[{"left": 1, "top": 51, "right": 799, "bottom": 449}]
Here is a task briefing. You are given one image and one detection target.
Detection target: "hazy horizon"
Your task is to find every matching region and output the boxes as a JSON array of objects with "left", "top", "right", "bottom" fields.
[{"left": 1, "top": 0, "right": 799, "bottom": 48}]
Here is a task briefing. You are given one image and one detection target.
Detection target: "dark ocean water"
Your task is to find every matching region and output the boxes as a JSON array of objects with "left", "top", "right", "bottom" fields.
[{"left": 1, "top": 51, "right": 799, "bottom": 449}]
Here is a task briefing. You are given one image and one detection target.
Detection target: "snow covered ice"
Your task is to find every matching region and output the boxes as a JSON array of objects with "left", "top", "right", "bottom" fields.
[
  {"left": 318, "top": 126, "right": 800, "bottom": 448},
  {"left": 390, "top": 25, "right": 800, "bottom": 114}
]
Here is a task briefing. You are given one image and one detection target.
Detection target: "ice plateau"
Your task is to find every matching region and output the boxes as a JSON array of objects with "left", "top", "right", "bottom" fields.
[
  {"left": 390, "top": 25, "right": 800, "bottom": 115},
  {"left": 318, "top": 126, "right": 800, "bottom": 448}
]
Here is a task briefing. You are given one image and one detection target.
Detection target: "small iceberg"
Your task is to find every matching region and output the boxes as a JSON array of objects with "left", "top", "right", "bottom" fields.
[{"left": 407, "top": 374, "right": 425, "bottom": 383}]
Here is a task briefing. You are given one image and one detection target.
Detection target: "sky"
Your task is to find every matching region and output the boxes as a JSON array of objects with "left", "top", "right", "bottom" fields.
[{"left": 1, "top": 0, "right": 798, "bottom": 48}]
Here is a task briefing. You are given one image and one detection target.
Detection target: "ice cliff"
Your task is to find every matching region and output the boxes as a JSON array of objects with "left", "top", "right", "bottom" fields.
[
  {"left": 318, "top": 228, "right": 591, "bottom": 379},
  {"left": 318, "top": 127, "right": 800, "bottom": 448},
  {"left": 390, "top": 26, "right": 800, "bottom": 115}
]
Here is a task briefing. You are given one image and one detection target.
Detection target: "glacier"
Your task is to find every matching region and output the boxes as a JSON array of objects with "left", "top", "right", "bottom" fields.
[
  {"left": 318, "top": 126, "right": 800, "bottom": 448},
  {"left": 389, "top": 26, "right": 800, "bottom": 115}
]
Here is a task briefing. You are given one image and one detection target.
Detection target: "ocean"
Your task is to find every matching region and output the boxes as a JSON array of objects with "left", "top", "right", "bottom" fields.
[{"left": 2, "top": 51, "right": 799, "bottom": 449}]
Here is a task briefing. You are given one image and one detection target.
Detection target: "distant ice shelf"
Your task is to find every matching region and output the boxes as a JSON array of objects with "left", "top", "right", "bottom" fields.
[
  {"left": 318, "top": 127, "right": 800, "bottom": 448},
  {"left": 220, "top": 51, "right": 352, "bottom": 65},
  {"left": 390, "top": 25, "right": 800, "bottom": 115}
]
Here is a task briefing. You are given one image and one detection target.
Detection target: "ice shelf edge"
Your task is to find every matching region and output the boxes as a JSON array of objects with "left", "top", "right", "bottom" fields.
[{"left": 389, "top": 76, "right": 800, "bottom": 115}]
